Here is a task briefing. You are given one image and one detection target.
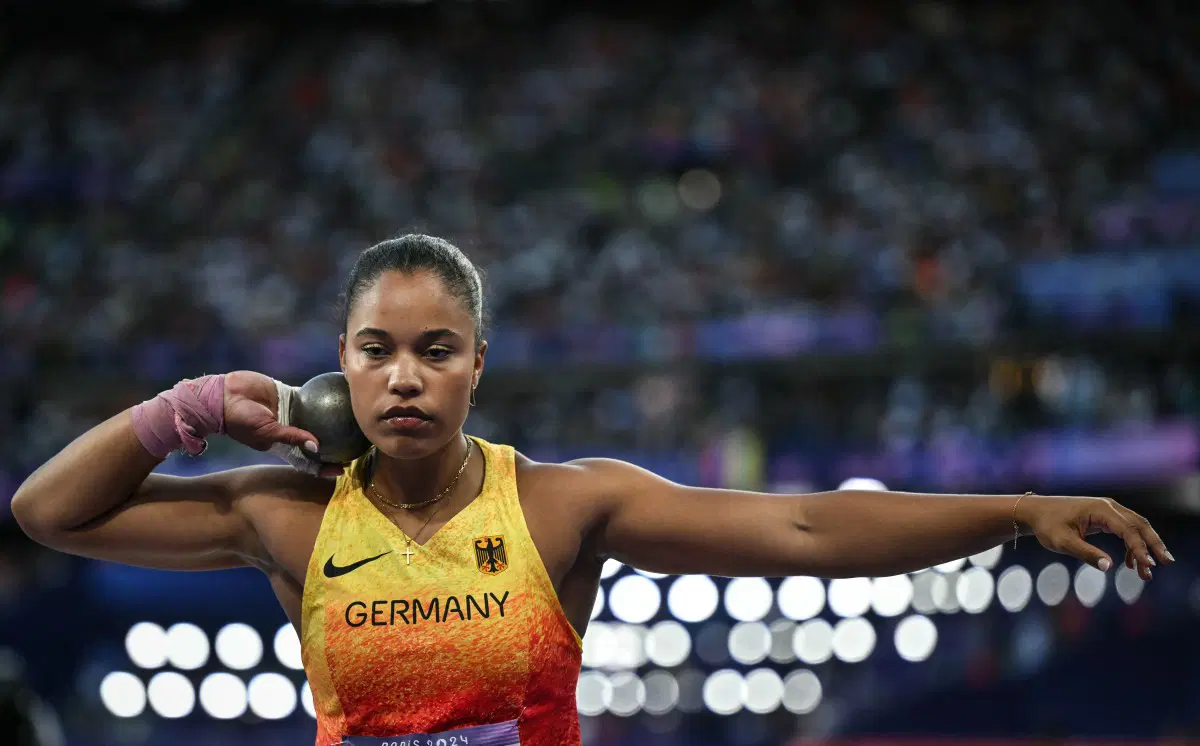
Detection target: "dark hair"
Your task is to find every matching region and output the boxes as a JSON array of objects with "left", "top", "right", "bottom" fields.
[{"left": 339, "top": 234, "right": 488, "bottom": 349}]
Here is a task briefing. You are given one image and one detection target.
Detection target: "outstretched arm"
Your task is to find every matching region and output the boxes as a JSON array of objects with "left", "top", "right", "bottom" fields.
[{"left": 574, "top": 459, "right": 1173, "bottom": 579}]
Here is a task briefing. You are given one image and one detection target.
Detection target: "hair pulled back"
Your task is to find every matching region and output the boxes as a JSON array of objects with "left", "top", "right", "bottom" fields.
[{"left": 339, "top": 234, "right": 487, "bottom": 349}]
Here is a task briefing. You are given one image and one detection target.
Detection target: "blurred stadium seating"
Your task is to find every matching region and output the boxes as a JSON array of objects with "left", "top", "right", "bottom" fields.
[{"left": 1, "top": 0, "right": 1199, "bottom": 744}]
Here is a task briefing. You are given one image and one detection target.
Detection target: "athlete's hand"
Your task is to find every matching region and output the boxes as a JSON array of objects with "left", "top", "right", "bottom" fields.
[
  {"left": 223, "top": 371, "right": 343, "bottom": 478},
  {"left": 1016, "top": 494, "right": 1174, "bottom": 580}
]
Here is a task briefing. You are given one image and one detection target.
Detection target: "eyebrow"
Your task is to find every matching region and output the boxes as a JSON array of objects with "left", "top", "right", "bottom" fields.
[{"left": 353, "top": 327, "right": 463, "bottom": 341}]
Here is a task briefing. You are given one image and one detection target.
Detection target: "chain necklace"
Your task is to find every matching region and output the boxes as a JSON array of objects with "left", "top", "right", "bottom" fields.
[{"left": 368, "top": 435, "right": 473, "bottom": 511}]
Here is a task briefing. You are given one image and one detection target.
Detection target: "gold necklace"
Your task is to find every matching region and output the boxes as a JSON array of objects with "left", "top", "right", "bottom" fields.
[{"left": 368, "top": 436, "right": 473, "bottom": 510}]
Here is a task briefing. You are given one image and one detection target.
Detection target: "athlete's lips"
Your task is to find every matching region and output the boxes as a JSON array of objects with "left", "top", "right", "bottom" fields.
[{"left": 379, "top": 405, "right": 432, "bottom": 421}]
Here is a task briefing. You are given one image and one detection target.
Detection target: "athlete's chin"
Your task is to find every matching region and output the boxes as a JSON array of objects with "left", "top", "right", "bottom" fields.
[{"left": 372, "top": 427, "right": 449, "bottom": 460}]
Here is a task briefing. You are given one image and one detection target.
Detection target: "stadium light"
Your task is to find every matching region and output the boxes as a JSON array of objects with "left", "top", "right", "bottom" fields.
[
  {"left": 781, "top": 670, "right": 822, "bottom": 714},
  {"left": 702, "top": 670, "right": 745, "bottom": 715},
  {"left": 894, "top": 615, "right": 938, "bottom": 662},
  {"left": 727, "top": 622, "right": 771, "bottom": 665},
  {"left": 668, "top": 576, "right": 719, "bottom": 623},
  {"left": 582, "top": 622, "right": 615, "bottom": 669},
  {"left": 199, "top": 672, "right": 248, "bottom": 720},
  {"left": 793, "top": 619, "right": 834, "bottom": 665},
  {"left": 743, "top": 669, "right": 784, "bottom": 714},
  {"left": 871, "top": 575, "right": 914, "bottom": 617},
  {"left": 828, "top": 577, "right": 872, "bottom": 618},
  {"left": 147, "top": 672, "right": 195, "bottom": 719},
  {"left": 600, "top": 559, "right": 623, "bottom": 579},
  {"left": 99, "top": 671, "right": 146, "bottom": 718},
  {"left": 642, "top": 671, "right": 679, "bottom": 716},
  {"left": 777, "top": 576, "right": 825, "bottom": 620},
  {"left": 724, "top": 578, "right": 773, "bottom": 622},
  {"left": 831, "top": 618, "right": 875, "bottom": 663},
  {"left": 165, "top": 623, "right": 209, "bottom": 670},
  {"left": 608, "top": 672, "right": 646, "bottom": 717},
  {"left": 1074, "top": 565, "right": 1106, "bottom": 608},
  {"left": 645, "top": 621, "right": 691, "bottom": 668},
  {"left": 609, "top": 575, "right": 661, "bottom": 624},
  {"left": 956, "top": 567, "right": 995, "bottom": 614},
  {"left": 1036, "top": 563, "right": 1070, "bottom": 606},
  {"left": 576, "top": 671, "right": 612, "bottom": 716},
  {"left": 274, "top": 625, "right": 304, "bottom": 670},
  {"left": 1115, "top": 565, "right": 1145, "bottom": 604},
  {"left": 838, "top": 478, "right": 887, "bottom": 491},
  {"left": 997, "top": 566, "right": 1033, "bottom": 612},
  {"left": 125, "top": 622, "right": 168, "bottom": 669},
  {"left": 248, "top": 672, "right": 297, "bottom": 720},
  {"left": 300, "top": 681, "right": 316, "bottom": 719},
  {"left": 215, "top": 623, "right": 263, "bottom": 670}
]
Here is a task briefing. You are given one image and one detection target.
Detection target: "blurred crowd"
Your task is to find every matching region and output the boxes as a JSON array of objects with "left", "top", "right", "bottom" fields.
[{"left": 2, "top": 0, "right": 1200, "bottom": 479}]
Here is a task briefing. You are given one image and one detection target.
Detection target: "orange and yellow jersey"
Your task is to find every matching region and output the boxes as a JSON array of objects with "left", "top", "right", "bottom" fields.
[{"left": 300, "top": 436, "right": 584, "bottom": 746}]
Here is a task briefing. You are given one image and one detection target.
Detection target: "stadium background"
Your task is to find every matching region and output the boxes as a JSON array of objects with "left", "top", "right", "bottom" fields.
[{"left": 2, "top": 0, "right": 1200, "bottom": 743}]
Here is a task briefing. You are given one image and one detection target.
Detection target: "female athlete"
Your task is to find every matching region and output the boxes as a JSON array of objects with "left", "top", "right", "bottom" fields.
[{"left": 11, "top": 235, "right": 1174, "bottom": 746}]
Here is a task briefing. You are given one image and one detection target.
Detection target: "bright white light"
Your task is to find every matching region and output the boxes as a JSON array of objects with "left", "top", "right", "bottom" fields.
[
  {"left": 832, "top": 618, "right": 876, "bottom": 663},
  {"left": 646, "top": 621, "right": 691, "bottom": 668},
  {"left": 125, "top": 622, "right": 168, "bottom": 669},
  {"left": 165, "top": 623, "right": 209, "bottom": 671},
  {"left": 608, "top": 672, "right": 646, "bottom": 717},
  {"left": 577, "top": 671, "right": 612, "bottom": 717},
  {"left": 147, "top": 672, "right": 195, "bottom": 719},
  {"left": 911, "top": 571, "right": 939, "bottom": 614},
  {"left": 635, "top": 568, "right": 670, "bottom": 579},
  {"left": 935, "top": 558, "right": 967, "bottom": 573},
  {"left": 99, "top": 672, "right": 146, "bottom": 718},
  {"left": 932, "top": 574, "right": 961, "bottom": 613},
  {"left": 838, "top": 477, "right": 887, "bottom": 491},
  {"left": 300, "top": 681, "right": 316, "bottom": 719},
  {"left": 782, "top": 670, "right": 822, "bottom": 714},
  {"left": 768, "top": 620, "right": 797, "bottom": 663},
  {"left": 591, "top": 587, "right": 605, "bottom": 621},
  {"left": 969, "top": 546, "right": 1004, "bottom": 569},
  {"left": 871, "top": 575, "right": 914, "bottom": 617},
  {"left": 724, "top": 578, "right": 773, "bottom": 622},
  {"left": 956, "top": 568, "right": 995, "bottom": 614},
  {"left": 642, "top": 671, "right": 679, "bottom": 715},
  {"left": 199, "top": 673, "right": 248, "bottom": 720},
  {"left": 274, "top": 625, "right": 303, "bottom": 670},
  {"left": 1037, "top": 563, "right": 1070, "bottom": 606},
  {"left": 601, "top": 559, "right": 624, "bottom": 579},
  {"left": 828, "top": 577, "right": 873, "bottom": 618},
  {"left": 248, "top": 672, "right": 297, "bottom": 720},
  {"left": 702, "top": 670, "right": 745, "bottom": 715},
  {"left": 997, "top": 566, "right": 1033, "bottom": 612},
  {"left": 611, "top": 625, "right": 648, "bottom": 670},
  {"left": 728, "top": 622, "right": 771, "bottom": 665},
  {"left": 894, "top": 615, "right": 938, "bottom": 662},
  {"left": 215, "top": 623, "right": 263, "bottom": 671},
  {"left": 582, "top": 622, "right": 616, "bottom": 669},
  {"left": 1115, "top": 566, "right": 1145, "bottom": 604},
  {"left": 610, "top": 576, "right": 661, "bottom": 624},
  {"left": 743, "top": 669, "right": 785, "bottom": 714},
  {"left": 1074, "top": 565, "right": 1106, "bottom": 608},
  {"left": 777, "top": 576, "right": 826, "bottom": 620},
  {"left": 793, "top": 619, "right": 834, "bottom": 665},
  {"left": 668, "top": 576, "right": 720, "bottom": 623}
]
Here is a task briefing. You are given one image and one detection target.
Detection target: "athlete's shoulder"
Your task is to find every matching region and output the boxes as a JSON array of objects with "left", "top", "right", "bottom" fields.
[
  {"left": 217, "top": 464, "right": 338, "bottom": 509},
  {"left": 513, "top": 452, "right": 653, "bottom": 505}
]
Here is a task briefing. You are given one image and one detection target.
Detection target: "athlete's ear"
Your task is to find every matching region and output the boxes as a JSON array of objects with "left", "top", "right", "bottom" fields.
[
  {"left": 338, "top": 334, "right": 347, "bottom": 373},
  {"left": 472, "top": 339, "right": 487, "bottom": 390}
]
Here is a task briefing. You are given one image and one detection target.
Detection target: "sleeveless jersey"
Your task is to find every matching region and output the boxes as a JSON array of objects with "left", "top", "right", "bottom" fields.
[{"left": 300, "top": 436, "right": 584, "bottom": 746}]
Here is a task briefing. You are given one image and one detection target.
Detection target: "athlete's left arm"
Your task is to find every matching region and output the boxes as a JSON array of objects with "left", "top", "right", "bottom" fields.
[{"left": 573, "top": 458, "right": 1173, "bottom": 580}]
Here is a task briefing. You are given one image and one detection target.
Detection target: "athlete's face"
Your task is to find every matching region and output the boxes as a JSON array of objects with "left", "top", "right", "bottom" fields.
[{"left": 339, "top": 269, "right": 486, "bottom": 459}]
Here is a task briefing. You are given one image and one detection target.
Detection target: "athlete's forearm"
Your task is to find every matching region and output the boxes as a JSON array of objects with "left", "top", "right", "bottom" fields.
[
  {"left": 11, "top": 410, "right": 162, "bottom": 538},
  {"left": 797, "top": 490, "right": 1019, "bottom": 578}
]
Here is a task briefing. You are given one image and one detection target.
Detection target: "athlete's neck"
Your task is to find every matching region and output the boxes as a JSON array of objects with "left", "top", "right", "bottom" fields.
[{"left": 372, "top": 433, "right": 474, "bottom": 507}]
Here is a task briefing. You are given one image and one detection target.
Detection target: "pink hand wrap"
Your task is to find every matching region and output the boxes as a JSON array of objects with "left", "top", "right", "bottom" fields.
[{"left": 131, "top": 375, "right": 226, "bottom": 458}]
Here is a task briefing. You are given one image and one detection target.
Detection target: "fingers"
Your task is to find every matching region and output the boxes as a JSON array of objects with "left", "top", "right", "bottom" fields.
[
  {"left": 1128, "top": 511, "right": 1174, "bottom": 567},
  {"left": 276, "top": 426, "right": 320, "bottom": 454},
  {"left": 1062, "top": 534, "right": 1113, "bottom": 573},
  {"left": 1095, "top": 506, "right": 1156, "bottom": 580}
]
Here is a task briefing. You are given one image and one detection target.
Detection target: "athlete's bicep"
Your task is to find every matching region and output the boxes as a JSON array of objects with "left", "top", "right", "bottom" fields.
[
  {"left": 577, "top": 459, "right": 813, "bottom": 578},
  {"left": 32, "top": 466, "right": 303, "bottom": 572}
]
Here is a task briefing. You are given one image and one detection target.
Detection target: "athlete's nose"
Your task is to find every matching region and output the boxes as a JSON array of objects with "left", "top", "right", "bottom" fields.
[{"left": 387, "top": 354, "right": 424, "bottom": 398}]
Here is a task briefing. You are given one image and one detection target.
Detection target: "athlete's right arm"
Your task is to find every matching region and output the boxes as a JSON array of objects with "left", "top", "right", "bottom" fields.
[{"left": 10, "top": 371, "right": 325, "bottom": 571}]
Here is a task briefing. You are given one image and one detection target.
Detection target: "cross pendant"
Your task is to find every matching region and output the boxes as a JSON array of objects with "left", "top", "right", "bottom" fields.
[{"left": 402, "top": 543, "right": 415, "bottom": 565}]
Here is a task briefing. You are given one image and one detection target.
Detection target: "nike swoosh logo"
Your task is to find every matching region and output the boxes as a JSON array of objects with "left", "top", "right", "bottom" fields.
[{"left": 323, "top": 550, "right": 393, "bottom": 578}]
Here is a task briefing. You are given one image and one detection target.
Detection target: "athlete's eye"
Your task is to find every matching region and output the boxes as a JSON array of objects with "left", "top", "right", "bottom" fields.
[
  {"left": 426, "top": 347, "right": 453, "bottom": 361},
  {"left": 361, "top": 345, "right": 388, "bottom": 357}
]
